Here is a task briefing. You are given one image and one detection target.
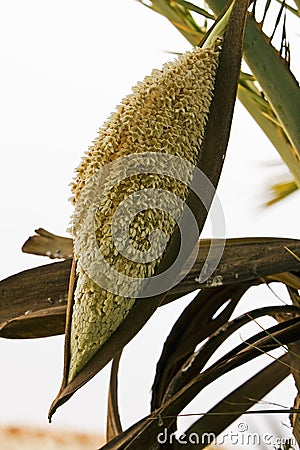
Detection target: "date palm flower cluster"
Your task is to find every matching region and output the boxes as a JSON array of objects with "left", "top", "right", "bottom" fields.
[
  {"left": 68, "top": 38, "right": 222, "bottom": 381},
  {"left": 47, "top": 0, "right": 250, "bottom": 426}
]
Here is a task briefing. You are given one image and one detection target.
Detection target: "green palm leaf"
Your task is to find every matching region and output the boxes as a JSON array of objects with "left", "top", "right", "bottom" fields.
[{"left": 140, "top": 0, "right": 300, "bottom": 202}]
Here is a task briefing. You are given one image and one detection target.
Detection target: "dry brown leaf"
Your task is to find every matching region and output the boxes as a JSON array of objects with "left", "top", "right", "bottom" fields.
[{"left": 22, "top": 228, "right": 73, "bottom": 259}]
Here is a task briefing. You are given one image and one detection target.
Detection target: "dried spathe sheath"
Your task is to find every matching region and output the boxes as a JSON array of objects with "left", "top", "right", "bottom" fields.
[{"left": 68, "top": 38, "right": 222, "bottom": 382}]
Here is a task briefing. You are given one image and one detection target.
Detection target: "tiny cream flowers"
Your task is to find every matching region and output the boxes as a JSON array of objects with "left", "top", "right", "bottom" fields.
[{"left": 68, "top": 38, "right": 222, "bottom": 381}]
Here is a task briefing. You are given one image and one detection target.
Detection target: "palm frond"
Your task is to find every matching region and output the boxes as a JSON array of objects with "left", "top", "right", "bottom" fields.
[
  {"left": 176, "top": 354, "right": 291, "bottom": 449},
  {"left": 139, "top": 0, "right": 300, "bottom": 201}
]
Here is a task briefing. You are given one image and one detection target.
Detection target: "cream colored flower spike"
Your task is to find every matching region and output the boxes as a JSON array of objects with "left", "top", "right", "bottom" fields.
[{"left": 68, "top": 38, "right": 222, "bottom": 382}]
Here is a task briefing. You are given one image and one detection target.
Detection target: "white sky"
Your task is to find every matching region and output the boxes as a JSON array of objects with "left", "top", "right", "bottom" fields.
[{"left": 0, "top": 0, "right": 300, "bottom": 447}]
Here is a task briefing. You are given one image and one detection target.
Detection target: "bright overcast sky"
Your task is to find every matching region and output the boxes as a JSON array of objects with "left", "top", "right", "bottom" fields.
[{"left": 0, "top": 0, "right": 299, "bottom": 446}]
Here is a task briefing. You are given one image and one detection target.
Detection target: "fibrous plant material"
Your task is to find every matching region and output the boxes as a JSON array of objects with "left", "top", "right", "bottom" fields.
[{"left": 68, "top": 38, "right": 222, "bottom": 382}]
